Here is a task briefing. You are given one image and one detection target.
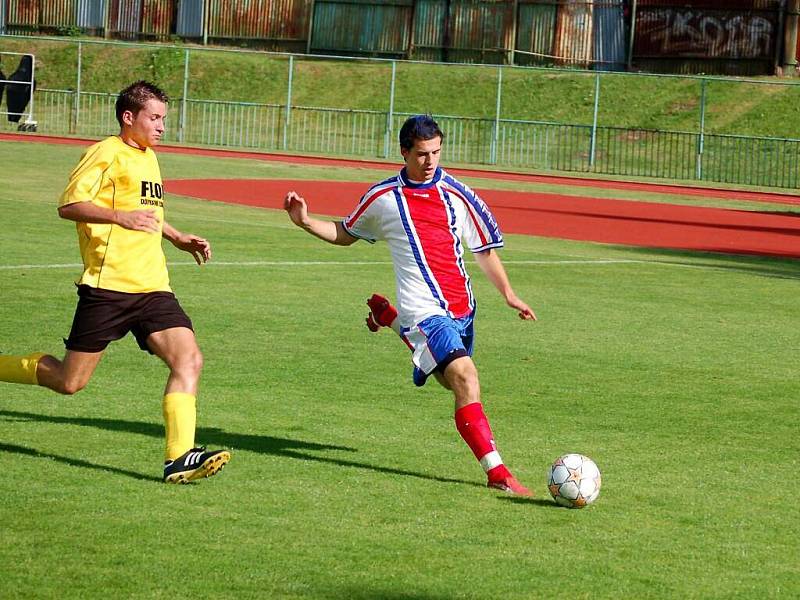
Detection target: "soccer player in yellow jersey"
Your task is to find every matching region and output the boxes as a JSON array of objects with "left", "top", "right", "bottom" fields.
[{"left": 0, "top": 81, "right": 230, "bottom": 483}]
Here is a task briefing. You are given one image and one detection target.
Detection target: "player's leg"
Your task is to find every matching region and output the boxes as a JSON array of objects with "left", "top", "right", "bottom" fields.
[
  {"left": 0, "top": 285, "right": 111, "bottom": 394},
  {"left": 1, "top": 349, "right": 103, "bottom": 395},
  {"left": 143, "top": 324, "right": 230, "bottom": 484},
  {"left": 407, "top": 313, "right": 533, "bottom": 496},
  {"left": 366, "top": 293, "right": 403, "bottom": 337},
  {"left": 442, "top": 357, "right": 531, "bottom": 496},
  {"left": 1, "top": 351, "right": 97, "bottom": 394},
  {"left": 35, "top": 350, "right": 104, "bottom": 394}
]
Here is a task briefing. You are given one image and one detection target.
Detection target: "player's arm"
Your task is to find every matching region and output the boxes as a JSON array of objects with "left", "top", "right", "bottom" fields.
[
  {"left": 162, "top": 220, "right": 211, "bottom": 265},
  {"left": 284, "top": 191, "right": 357, "bottom": 246},
  {"left": 59, "top": 147, "right": 159, "bottom": 232},
  {"left": 58, "top": 201, "right": 160, "bottom": 233},
  {"left": 474, "top": 249, "right": 536, "bottom": 321}
]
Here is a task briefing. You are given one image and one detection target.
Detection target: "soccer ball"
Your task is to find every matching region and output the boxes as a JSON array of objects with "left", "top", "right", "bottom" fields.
[{"left": 547, "top": 453, "right": 602, "bottom": 508}]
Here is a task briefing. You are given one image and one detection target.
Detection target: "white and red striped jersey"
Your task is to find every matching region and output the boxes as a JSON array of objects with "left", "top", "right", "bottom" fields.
[{"left": 342, "top": 167, "right": 503, "bottom": 329}]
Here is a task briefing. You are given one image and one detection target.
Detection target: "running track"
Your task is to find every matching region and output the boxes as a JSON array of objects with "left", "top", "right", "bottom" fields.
[{"left": 3, "top": 133, "right": 799, "bottom": 258}]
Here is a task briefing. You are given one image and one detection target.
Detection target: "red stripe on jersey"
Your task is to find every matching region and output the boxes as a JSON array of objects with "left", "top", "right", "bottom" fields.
[
  {"left": 444, "top": 185, "right": 488, "bottom": 247},
  {"left": 402, "top": 186, "right": 471, "bottom": 318},
  {"left": 345, "top": 185, "right": 394, "bottom": 229}
]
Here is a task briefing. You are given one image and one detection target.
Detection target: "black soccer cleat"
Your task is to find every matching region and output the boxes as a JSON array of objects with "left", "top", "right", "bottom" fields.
[{"left": 163, "top": 446, "right": 231, "bottom": 484}]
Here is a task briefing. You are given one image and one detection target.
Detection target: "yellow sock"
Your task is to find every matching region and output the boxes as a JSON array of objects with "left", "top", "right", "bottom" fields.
[
  {"left": 0, "top": 352, "right": 46, "bottom": 385},
  {"left": 163, "top": 392, "right": 197, "bottom": 461}
]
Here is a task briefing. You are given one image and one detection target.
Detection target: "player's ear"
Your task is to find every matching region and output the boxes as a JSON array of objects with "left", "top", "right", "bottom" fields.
[{"left": 121, "top": 109, "right": 136, "bottom": 127}]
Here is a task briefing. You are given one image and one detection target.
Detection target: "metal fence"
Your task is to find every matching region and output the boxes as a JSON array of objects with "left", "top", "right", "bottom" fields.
[{"left": 6, "top": 86, "right": 798, "bottom": 188}]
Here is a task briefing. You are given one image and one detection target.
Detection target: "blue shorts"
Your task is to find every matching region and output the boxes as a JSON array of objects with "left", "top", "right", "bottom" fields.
[{"left": 403, "top": 312, "right": 475, "bottom": 387}]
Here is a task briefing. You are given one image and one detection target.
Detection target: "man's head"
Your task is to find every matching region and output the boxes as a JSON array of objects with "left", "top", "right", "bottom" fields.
[
  {"left": 115, "top": 81, "right": 169, "bottom": 148},
  {"left": 399, "top": 115, "right": 444, "bottom": 182}
]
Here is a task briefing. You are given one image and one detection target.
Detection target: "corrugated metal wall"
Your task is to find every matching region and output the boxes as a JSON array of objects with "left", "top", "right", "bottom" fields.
[
  {"left": 108, "top": 0, "right": 142, "bottom": 38},
  {"left": 632, "top": 0, "right": 783, "bottom": 75},
  {"left": 0, "top": 0, "right": 790, "bottom": 75},
  {"left": 140, "top": 0, "right": 174, "bottom": 37},
  {"left": 206, "top": 0, "right": 310, "bottom": 50},
  {"left": 593, "top": 1, "right": 625, "bottom": 71},
  {"left": 76, "top": 0, "right": 106, "bottom": 31},
  {"left": 5, "top": 0, "right": 78, "bottom": 30},
  {"left": 311, "top": 0, "right": 411, "bottom": 57},
  {"left": 411, "top": 0, "right": 515, "bottom": 64},
  {"left": 410, "top": 0, "right": 446, "bottom": 62},
  {"left": 176, "top": 0, "right": 203, "bottom": 37},
  {"left": 516, "top": 1, "right": 558, "bottom": 66}
]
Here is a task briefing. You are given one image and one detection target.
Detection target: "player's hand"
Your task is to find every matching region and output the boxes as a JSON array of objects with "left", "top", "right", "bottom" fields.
[
  {"left": 172, "top": 233, "right": 212, "bottom": 265},
  {"left": 114, "top": 209, "right": 160, "bottom": 233},
  {"left": 284, "top": 191, "right": 309, "bottom": 227},
  {"left": 507, "top": 293, "right": 537, "bottom": 321}
]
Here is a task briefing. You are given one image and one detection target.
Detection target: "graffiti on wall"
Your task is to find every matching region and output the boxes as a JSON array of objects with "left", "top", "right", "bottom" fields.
[{"left": 636, "top": 9, "right": 776, "bottom": 59}]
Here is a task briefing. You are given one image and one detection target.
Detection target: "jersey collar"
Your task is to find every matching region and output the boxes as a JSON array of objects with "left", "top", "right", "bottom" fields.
[{"left": 399, "top": 167, "right": 442, "bottom": 189}]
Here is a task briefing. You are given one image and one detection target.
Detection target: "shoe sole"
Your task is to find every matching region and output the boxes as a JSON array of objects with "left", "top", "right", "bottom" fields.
[
  {"left": 164, "top": 451, "right": 231, "bottom": 484},
  {"left": 488, "top": 481, "right": 534, "bottom": 497}
]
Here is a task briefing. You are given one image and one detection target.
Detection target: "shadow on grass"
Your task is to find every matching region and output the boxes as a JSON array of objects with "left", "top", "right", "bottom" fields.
[
  {"left": 0, "top": 409, "right": 483, "bottom": 489},
  {"left": 0, "top": 441, "right": 162, "bottom": 482},
  {"left": 497, "top": 495, "right": 558, "bottom": 508},
  {"left": 615, "top": 245, "right": 800, "bottom": 280}
]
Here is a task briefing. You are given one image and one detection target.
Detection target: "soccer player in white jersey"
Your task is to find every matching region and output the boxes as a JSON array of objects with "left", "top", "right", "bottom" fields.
[{"left": 284, "top": 114, "right": 536, "bottom": 496}]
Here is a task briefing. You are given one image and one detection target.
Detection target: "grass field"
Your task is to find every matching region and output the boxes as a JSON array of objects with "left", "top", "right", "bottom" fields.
[
  {"left": 3, "top": 36, "right": 800, "bottom": 138},
  {"left": 1, "top": 140, "right": 799, "bottom": 599}
]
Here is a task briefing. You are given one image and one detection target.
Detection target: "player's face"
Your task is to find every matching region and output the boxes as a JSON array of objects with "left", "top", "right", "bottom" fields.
[
  {"left": 123, "top": 98, "right": 167, "bottom": 149},
  {"left": 401, "top": 136, "right": 442, "bottom": 182}
]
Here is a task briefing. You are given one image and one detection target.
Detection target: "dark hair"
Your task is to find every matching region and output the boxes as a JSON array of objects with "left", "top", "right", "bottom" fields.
[
  {"left": 115, "top": 80, "right": 169, "bottom": 126},
  {"left": 399, "top": 114, "right": 444, "bottom": 150}
]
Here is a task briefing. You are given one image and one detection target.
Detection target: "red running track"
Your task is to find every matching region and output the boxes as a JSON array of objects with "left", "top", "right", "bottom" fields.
[
  {"left": 166, "top": 178, "right": 800, "bottom": 259},
  {"left": 3, "top": 133, "right": 799, "bottom": 257}
]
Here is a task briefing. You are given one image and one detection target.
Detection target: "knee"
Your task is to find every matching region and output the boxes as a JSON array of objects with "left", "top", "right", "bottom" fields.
[
  {"left": 173, "top": 349, "right": 204, "bottom": 378},
  {"left": 446, "top": 360, "right": 479, "bottom": 393},
  {"left": 59, "top": 378, "right": 87, "bottom": 396}
]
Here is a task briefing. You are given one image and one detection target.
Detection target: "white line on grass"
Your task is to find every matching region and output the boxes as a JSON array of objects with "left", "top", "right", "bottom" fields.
[{"left": 0, "top": 259, "right": 643, "bottom": 271}]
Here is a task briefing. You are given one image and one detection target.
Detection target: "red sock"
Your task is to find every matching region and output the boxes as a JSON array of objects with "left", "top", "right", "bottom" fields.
[{"left": 454, "top": 402, "right": 511, "bottom": 481}]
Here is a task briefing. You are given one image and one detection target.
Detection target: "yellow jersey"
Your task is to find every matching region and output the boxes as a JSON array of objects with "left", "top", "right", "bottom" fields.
[{"left": 59, "top": 135, "right": 171, "bottom": 293}]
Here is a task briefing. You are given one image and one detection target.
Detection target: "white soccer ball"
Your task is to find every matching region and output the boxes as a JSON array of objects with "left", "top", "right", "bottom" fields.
[{"left": 547, "top": 453, "right": 602, "bottom": 508}]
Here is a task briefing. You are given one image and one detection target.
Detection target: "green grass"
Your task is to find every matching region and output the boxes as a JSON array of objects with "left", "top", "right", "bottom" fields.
[
  {"left": 3, "top": 35, "right": 800, "bottom": 138},
  {"left": 1, "top": 140, "right": 799, "bottom": 598}
]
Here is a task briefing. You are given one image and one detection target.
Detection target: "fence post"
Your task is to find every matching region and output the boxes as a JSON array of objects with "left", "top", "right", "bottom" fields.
[
  {"left": 283, "top": 55, "right": 294, "bottom": 151},
  {"left": 384, "top": 60, "right": 396, "bottom": 159},
  {"left": 307, "top": 0, "right": 316, "bottom": 54},
  {"left": 202, "top": 0, "right": 209, "bottom": 46},
  {"left": 103, "top": 0, "right": 111, "bottom": 39},
  {"left": 589, "top": 72, "right": 600, "bottom": 168},
  {"left": 627, "top": 0, "right": 638, "bottom": 70},
  {"left": 696, "top": 79, "right": 707, "bottom": 180},
  {"left": 180, "top": 49, "right": 190, "bottom": 143},
  {"left": 491, "top": 66, "right": 502, "bottom": 164},
  {"left": 73, "top": 41, "right": 82, "bottom": 134},
  {"left": 784, "top": 0, "right": 800, "bottom": 72}
]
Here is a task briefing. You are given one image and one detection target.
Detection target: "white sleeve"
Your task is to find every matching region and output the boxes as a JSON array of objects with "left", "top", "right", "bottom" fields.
[{"left": 342, "top": 188, "right": 388, "bottom": 243}]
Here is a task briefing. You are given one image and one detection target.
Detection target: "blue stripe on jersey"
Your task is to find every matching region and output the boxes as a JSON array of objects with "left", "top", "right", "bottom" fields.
[
  {"left": 394, "top": 188, "right": 447, "bottom": 312},
  {"left": 441, "top": 189, "right": 475, "bottom": 312},
  {"left": 442, "top": 173, "right": 503, "bottom": 244}
]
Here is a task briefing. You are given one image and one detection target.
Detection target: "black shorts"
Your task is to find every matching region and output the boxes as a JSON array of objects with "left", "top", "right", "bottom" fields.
[{"left": 64, "top": 285, "right": 194, "bottom": 354}]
